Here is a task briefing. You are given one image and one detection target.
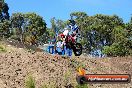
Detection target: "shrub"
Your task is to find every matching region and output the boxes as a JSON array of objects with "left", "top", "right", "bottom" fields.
[
  {"left": 103, "top": 42, "right": 129, "bottom": 57},
  {"left": 0, "top": 45, "right": 7, "bottom": 52},
  {"left": 25, "top": 76, "right": 35, "bottom": 88}
]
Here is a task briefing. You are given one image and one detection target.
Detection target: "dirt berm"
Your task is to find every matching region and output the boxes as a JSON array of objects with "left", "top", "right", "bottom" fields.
[{"left": 0, "top": 42, "right": 132, "bottom": 88}]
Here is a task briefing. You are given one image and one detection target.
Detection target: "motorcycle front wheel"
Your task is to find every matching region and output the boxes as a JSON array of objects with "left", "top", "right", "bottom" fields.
[{"left": 73, "top": 43, "right": 82, "bottom": 56}]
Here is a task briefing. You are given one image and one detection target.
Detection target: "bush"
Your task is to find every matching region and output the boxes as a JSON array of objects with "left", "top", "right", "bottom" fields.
[
  {"left": 0, "top": 45, "right": 7, "bottom": 52},
  {"left": 25, "top": 76, "right": 35, "bottom": 88},
  {"left": 10, "top": 35, "right": 21, "bottom": 41},
  {"left": 103, "top": 42, "right": 129, "bottom": 57}
]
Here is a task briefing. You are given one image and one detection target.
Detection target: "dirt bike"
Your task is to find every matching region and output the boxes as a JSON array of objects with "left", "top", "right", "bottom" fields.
[
  {"left": 65, "top": 33, "right": 82, "bottom": 56},
  {"left": 57, "top": 17, "right": 82, "bottom": 56}
]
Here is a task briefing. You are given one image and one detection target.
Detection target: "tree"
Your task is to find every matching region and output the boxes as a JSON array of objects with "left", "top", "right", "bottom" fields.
[
  {"left": 103, "top": 26, "right": 130, "bottom": 56},
  {"left": 10, "top": 12, "right": 47, "bottom": 45},
  {"left": 0, "top": 1, "right": 10, "bottom": 38},
  {"left": 0, "top": 1, "right": 10, "bottom": 21},
  {"left": 24, "top": 13, "right": 47, "bottom": 45},
  {"left": 69, "top": 12, "right": 126, "bottom": 56},
  {"left": 10, "top": 13, "right": 24, "bottom": 41},
  {"left": 70, "top": 12, "right": 87, "bottom": 19},
  {"left": 103, "top": 42, "right": 129, "bottom": 57},
  {"left": 0, "top": 19, "right": 11, "bottom": 38},
  {"left": 50, "top": 17, "right": 66, "bottom": 37},
  {"left": 38, "top": 28, "right": 50, "bottom": 44}
]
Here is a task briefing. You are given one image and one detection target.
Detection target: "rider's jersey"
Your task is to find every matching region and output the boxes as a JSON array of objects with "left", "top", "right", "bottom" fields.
[
  {"left": 68, "top": 24, "right": 79, "bottom": 40},
  {"left": 69, "top": 25, "right": 78, "bottom": 32},
  {"left": 63, "top": 30, "right": 69, "bottom": 36},
  {"left": 63, "top": 21, "right": 81, "bottom": 43}
]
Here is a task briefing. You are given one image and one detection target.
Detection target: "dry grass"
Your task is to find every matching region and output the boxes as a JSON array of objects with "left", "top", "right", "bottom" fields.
[{"left": 0, "top": 40, "right": 131, "bottom": 88}]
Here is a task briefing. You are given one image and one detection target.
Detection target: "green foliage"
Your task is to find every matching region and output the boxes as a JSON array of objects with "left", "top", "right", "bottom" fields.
[
  {"left": 50, "top": 17, "right": 66, "bottom": 36},
  {"left": 0, "top": 12, "right": 46, "bottom": 45},
  {"left": 80, "top": 38, "right": 85, "bottom": 46},
  {"left": 0, "top": 2, "right": 10, "bottom": 20},
  {"left": 102, "top": 46, "right": 111, "bottom": 56},
  {"left": 75, "top": 84, "right": 88, "bottom": 88},
  {"left": 10, "top": 12, "right": 47, "bottom": 45},
  {"left": 103, "top": 42, "right": 129, "bottom": 57},
  {"left": 25, "top": 76, "right": 35, "bottom": 88},
  {"left": 0, "top": 44, "right": 6, "bottom": 52},
  {"left": 10, "top": 13, "right": 24, "bottom": 39},
  {"left": 0, "top": 20, "right": 11, "bottom": 38},
  {"left": 112, "top": 26, "right": 127, "bottom": 43},
  {"left": 0, "top": 9, "right": 131, "bottom": 56},
  {"left": 10, "top": 34, "right": 21, "bottom": 41},
  {"left": 70, "top": 12, "right": 87, "bottom": 19},
  {"left": 47, "top": 29, "right": 55, "bottom": 37},
  {"left": 125, "top": 23, "right": 132, "bottom": 42},
  {"left": 37, "top": 28, "right": 50, "bottom": 44},
  {"left": 69, "top": 11, "right": 132, "bottom": 56},
  {"left": 103, "top": 25, "right": 131, "bottom": 56}
]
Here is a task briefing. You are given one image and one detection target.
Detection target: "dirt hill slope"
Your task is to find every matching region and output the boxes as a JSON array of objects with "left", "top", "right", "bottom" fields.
[{"left": 0, "top": 41, "right": 132, "bottom": 88}]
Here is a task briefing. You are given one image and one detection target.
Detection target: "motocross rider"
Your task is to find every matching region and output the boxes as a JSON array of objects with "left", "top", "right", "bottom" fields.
[
  {"left": 68, "top": 19, "right": 80, "bottom": 42},
  {"left": 61, "top": 19, "right": 80, "bottom": 45}
]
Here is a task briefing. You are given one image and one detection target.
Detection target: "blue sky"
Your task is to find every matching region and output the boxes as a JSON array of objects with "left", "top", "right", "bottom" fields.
[{"left": 6, "top": 0, "right": 132, "bottom": 27}]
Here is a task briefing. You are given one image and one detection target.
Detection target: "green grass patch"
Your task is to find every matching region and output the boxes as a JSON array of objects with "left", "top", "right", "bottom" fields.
[
  {"left": 75, "top": 84, "right": 88, "bottom": 88},
  {"left": 25, "top": 75, "right": 36, "bottom": 88},
  {"left": 0, "top": 44, "right": 7, "bottom": 52}
]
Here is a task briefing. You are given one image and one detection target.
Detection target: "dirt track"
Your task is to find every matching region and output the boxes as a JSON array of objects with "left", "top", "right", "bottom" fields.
[{"left": 0, "top": 41, "right": 132, "bottom": 88}]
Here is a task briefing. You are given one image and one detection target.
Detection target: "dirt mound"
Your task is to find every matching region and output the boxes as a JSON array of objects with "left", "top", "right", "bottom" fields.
[{"left": 0, "top": 42, "right": 132, "bottom": 88}]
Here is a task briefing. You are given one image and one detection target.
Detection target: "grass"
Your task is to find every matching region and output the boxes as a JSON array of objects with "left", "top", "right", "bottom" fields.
[
  {"left": 41, "top": 84, "right": 50, "bottom": 88},
  {"left": 25, "top": 75, "right": 56, "bottom": 88},
  {"left": 24, "top": 69, "right": 88, "bottom": 88},
  {"left": 25, "top": 76, "right": 35, "bottom": 88},
  {"left": 75, "top": 84, "right": 88, "bottom": 88},
  {"left": 23, "top": 50, "right": 88, "bottom": 88},
  {"left": 69, "top": 59, "right": 86, "bottom": 72},
  {"left": 0, "top": 44, "right": 7, "bottom": 52},
  {"left": 64, "top": 69, "right": 72, "bottom": 86},
  {"left": 41, "top": 83, "right": 55, "bottom": 88}
]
